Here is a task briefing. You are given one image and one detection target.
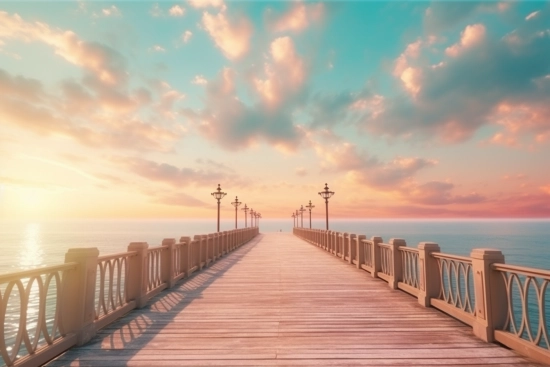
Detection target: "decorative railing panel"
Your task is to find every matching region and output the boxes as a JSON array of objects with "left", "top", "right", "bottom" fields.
[
  {"left": 173, "top": 243, "right": 184, "bottom": 278},
  {"left": 399, "top": 247, "right": 420, "bottom": 290},
  {"left": 432, "top": 253, "right": 475, "bottom": 315},
  {"left": 95, "top": 252, "right": 134, "bottom": 320},
  {"left": 378, "top": 243, "right": 393, "bottom": 277},
  {"left": 146, "top": 247, "right": 166, "bottom": 293},
  {"left": 363, "top": 240, "right": 373, "bottom": 269},
  {"left": 493, "top": 264, "right": 550, "bottom": 351},
  {"left": 0, "top": 264, "right": 76, "bottom": 367}
]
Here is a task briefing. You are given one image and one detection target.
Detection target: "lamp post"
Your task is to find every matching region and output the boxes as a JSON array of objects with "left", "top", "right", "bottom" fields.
[
  {"left": 231, "top": 196, "right": 241, "bottom": 229},
  {"left": 292, "top": 212, "right": 296, "bottom": 227},
  {"left": 305, "top": 200, "right": 315, "bottom": 229},
  {"left": 241, "top": 204, "right": 249, "bottom": 228},
  {"left": 318, "top": 183, "right": 334, "bottom": 230},
  {"left": 257, "top": 213, "right": 261, "bottom": 228},
  {"left": 299, "top": 205, "right": 306, "bottom": 228},
  {"left": 250, "top": 209, "right": 254, "bottom": 227},
  {"left": 211, "top": 184, "right": 227, "bottom": 232}
]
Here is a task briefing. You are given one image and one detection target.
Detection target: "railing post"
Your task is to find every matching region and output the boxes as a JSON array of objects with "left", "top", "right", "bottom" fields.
[
  {"left": 356, "top": 235, "right": 366, "bottom": 269},
  {"left": 417, "top": 242, "right": 440, "bottom": 307},
  {"left": 371, "top": 236, "right": 383, "bottom": 278},
  {"left": 388, "top": 238, "right": 406, "bottom": 289},
  {"left": 341, "top": 233, "right": 348, "bottom": 261},
  {"left": 161, "top": 238, "right": 176, "bottom": 288},
  {"left": 127, "top": 242, "right": 149, "bottom": 308},
  {"left": 349, "top": 234, "right": 356, "bottom": 264},
  {"left": 179, "top": 236, "right": 190, "bottom": 277},
  {"left": 222, "top": 231, "right": 227, "bottom": 255},
  {"left": 62, "top": 248, "right": 99, "bottom": 346},
  {"left": 471, "top": 248, "right": 507, "bottom": 342},
  {"left": 208, "top": 234, "right": 214, "bottom": 264}
]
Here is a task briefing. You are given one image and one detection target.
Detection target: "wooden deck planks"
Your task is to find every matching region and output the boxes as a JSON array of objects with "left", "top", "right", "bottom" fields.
[{"left": 47, "top": 233, "right": 543, "bottom": 366}]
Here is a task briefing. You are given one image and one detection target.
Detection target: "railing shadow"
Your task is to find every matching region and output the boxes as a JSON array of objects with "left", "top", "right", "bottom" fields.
[{"left": 46, "top": 234, "right": 263, "bottom": 366}]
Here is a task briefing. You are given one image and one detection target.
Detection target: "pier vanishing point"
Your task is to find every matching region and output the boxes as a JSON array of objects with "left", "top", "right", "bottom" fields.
[{"left": 1, "top": 228, "right": 549, "bottom": 366}]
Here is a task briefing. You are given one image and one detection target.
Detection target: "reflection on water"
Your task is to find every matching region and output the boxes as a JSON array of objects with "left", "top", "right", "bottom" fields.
[{"left": 19, "top": 223, "right": 44, "bottom": 269}]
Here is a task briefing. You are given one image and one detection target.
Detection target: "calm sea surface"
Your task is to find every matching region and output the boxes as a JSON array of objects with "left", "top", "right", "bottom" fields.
[{"left": 0, "top": 218, "right": 549, "bottom": 273}]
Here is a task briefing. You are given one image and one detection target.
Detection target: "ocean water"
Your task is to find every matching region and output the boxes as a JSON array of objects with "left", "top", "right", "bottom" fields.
[{"left": 0, "top": 218, "right": 549, "bottom": 272}]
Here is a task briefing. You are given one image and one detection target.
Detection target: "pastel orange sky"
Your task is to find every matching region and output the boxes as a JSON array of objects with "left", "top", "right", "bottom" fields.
[{"left": 1, "top": 1, "right": 550, "bottom": 220}]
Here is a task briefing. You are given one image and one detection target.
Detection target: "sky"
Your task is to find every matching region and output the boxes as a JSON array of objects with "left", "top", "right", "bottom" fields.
[{"left": 0, "top": 0, "right": 550, "bottom": 220}]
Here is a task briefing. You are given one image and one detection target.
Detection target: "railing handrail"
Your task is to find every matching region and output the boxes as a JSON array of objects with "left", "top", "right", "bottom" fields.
[
  {"left": 431, "top": 252, "right": 472, "bottom": 263},
  {"left": 399, "top": 247, "right": 419, "bottom": 254},
  {"left": 97, "top": 251, "right": 138, "bottom": 262},
  {"left": 492, "top": 263, "right": 550, "bottom": 278},
  {"left": 0, "top": 262, "right": 78, "bottom": 283}
]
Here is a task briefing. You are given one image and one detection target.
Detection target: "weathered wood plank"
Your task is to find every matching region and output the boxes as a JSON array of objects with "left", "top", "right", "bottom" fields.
[{"left": 46, "top": 233, "right": 543, "bottom": 366}]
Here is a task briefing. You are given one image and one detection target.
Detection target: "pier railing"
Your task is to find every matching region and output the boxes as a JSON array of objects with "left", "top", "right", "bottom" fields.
[
  {"left": 0, "top": 227, "right": 258, "bottom": 367},
  {"left": 294, "top": 227, "right": 550, "bottom": 365}
]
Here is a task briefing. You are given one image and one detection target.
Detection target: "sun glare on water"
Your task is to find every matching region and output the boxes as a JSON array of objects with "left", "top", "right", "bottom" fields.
[{"left": 19, "top": 223, "right": 44, "bottom": 269}]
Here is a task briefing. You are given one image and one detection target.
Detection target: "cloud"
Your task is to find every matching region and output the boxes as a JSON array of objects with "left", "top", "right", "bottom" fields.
[
  {"left": 149, "top": 45, "right": 166, "bottom": 52},
  {"left": 254, "top": 36, "right": 306, "bottom": 109},
  {"left": 0, "top": 11, "right": 127, "bottom": 86},
  {"left": 526, "top": 10, "right": 539, "bottom": 21},
  {"left": 0, "top": 68, "right": 185, "bottom": 152},
  {"left": 101, "top": 5, "right": 121, "bottom": 17},
  {"left": 192, "top": 75, "right": 207, "bottom": 85},
  {"left": 310, "top": 134, "right": 437, "bottom": 191},
  {"left": 152, "top": 192, "right": 208, "bottom": 208},
  {"left": 445, "top": 24, "right": 486, "bottom": 57},
  {"left": 408, "top": 181, "right": 485, "bottom": 205},
  {"left": 182, "top": 30, "right": 193, "bottom": 43},
  {"left": 169, "top": 5, "right": 185, "bottom": 17},
  {"left": 267, "top": 2, "right": 324, "bottom": 33},
  {"left": 201, "top": 10, "right": 252, "bottom": 60},
  {"left": 360, "top": 16, "right": 550, "bottom": 144},
  {"left": 182, "top": 66, "right": 304, "bottom": 151},
  {"left": 112, "top": 156, "right": 244, "bottom": 189},
  {"left": 188, "top": 0, "right": 225, "bottom": 10}
]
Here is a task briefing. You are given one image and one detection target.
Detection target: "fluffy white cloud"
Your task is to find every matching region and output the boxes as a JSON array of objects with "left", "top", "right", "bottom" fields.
[
  {"left": 202, "top": 11, "right": 252, "bottom": 59},
  {"left": 169, "top": 5, "right": 185, "bottom": 16}
]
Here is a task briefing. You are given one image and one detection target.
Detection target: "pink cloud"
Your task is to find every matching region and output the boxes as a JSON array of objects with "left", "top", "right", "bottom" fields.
[
  {"left": 188, "top": 0, "right": 225, "bottom": 10},
  {"left": 254, "top": 36, "right": 305, "bottom": 108},
  {"left": 202, "top": 10, "right": 252, "bottom": 59},
  {"left": 182, "top": 66, "right": 304, "bottom": 151},
  {"left": 268, "top": 2, "right": 324, "bottom": 33},
  {"left": 393, "top": 40, "right": 425, "bottom": 96},
  {"left": 445, "top": 23, "right": 486, "bottom": 57},
  {"left": 192, "top": 75, "right": 207, "bottom": 85},
  {"left": 488, "top": 100, "right": 550, "bottom": 147},
  {"left": 182, "top": 30, "right": 193, "bottom": 43},
  {"left": 169, "top": 5, "right": 185, "bottom": 17},
  {"left": 0, "top": 11, "right": 127, "bottom": 86}
]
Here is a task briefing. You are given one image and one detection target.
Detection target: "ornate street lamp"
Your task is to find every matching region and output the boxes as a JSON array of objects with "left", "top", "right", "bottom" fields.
[
  {"left": 211, "top": 184, "right": 227, "bottom": 232},
  {"left": 299, "top": 205, "right": 306, "bottom": 228},
  {"left": 231, "top": 196, "right": 241, "bottom": 229},
  {"left": 250, "top": 209, "right": 255, "bottom": 227},
  {"left": 241, "top": 204, "right": 249, "bottom": 228},
  {"left": 305, "top": 200, "right": 315, "bottom": 229},
  {"left": 318, "top": 183, "right": 334, "bottom": 230},
  {"left": 292, "top": 212, "right": 296, "bottom": 227},
  {"left": 257, "top": 213, "right": 261, "bottom": 228}
]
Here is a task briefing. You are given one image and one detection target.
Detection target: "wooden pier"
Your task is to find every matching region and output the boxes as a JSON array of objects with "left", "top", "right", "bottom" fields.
[{"left": 47, "top": 233, "right": 541, "bottom": 366}]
